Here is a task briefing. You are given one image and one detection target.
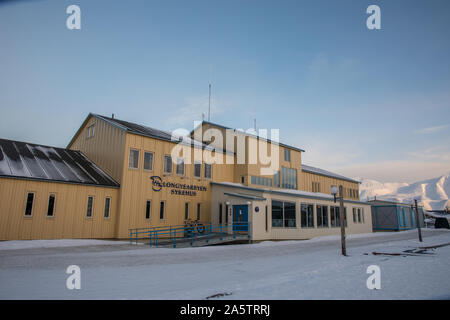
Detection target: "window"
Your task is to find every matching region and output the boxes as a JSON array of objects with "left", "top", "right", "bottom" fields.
[
  {"left": 317, "top": 205, "right": 328, "bottom": 227},
  {"left": 144, "top": 152, "right": 154, "bottom": 171},
  {"left": 358, "top": 208, "right": 362, "bottom": 223},
  {"left": 204, "top": 163, "right": 212, "bottom": 179},
  {"left": 265, "top": 205, "right": 268, "bottom": 232},
  {"left": 312, "top": 182, "right": 320, "bottom": 193},
  {"left": 104, "top": 197, "right": 111, "bottom": 218},
  {"left": 241, "top": 176, "right": 245, "bottom": 184},
  {"left": 86, "top": 196, "right": 94, "bottom": 218},
  {"left": 159, "top": 201, "right": 165, "bottom": 220},
  {"left": 184, "top": 202, "right": 189, "bottom": 220},
  {"left": 24, "top": 192, "right": 34, "bottom": 216},
  {"left": 176, "top": 158, "right": 185, "bottom": 176},
  {"left": 284, "top": 149, "right": 291, "bottom": 162},
  {"left": 146, "top": 200, "right": 151, "bottom": 220},
  {"left": 281, "top": 167, "right": 297, "bottom": 190},
  {"left": 87, "top": 124, "right": 95, "bottom": 138},
  {"left": 129, "top": 149, "right": 139, "bottom": 169},
  {"left": 272, "top": 200, "right": 296, "bottom": 228},
  {"left": 219, "top": 203, "right": 223, "bottom": 224},
  {"left": 353, "top": 208, "right": 357, "bottom": 223},
  {"left": 271, "top": 200, "right": 283, "bottom": 227},
  {"left": 301, "top": 203, "right": 314, "bottom": 228},
  {"left": 251, "top": 176, "right": 273, "bottom": 187},
  {"left": 197, "top": 203, "right": 201, "bottom": 220},
  {"left": 353, "top": 207, "right": 364, "bottom": 224},
  {"left": 330, "top": 206, "right": 346, "bottom": 227},
  {"left": 273, "top": 171, "right": 280, "bottom": 188},
  {"left": 47, "top": 194, "right": 56, "bottom": 217},
  {"left": 225, "top": 204, "right": 229, "bottom": 224},
  {"left": 194, "top": 162, "right": 201, "bottom": 178},
  {"left": 164, "top": 155, "right": 172, "bottom": 174}
]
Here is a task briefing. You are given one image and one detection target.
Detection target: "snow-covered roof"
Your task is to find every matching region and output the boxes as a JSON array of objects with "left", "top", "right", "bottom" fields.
[{"left": 302, "top": 164, "right": 360, "bottom": 184}]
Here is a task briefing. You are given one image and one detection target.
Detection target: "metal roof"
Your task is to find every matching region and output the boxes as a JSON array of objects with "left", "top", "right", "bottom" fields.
[
  {"left": 0, "top": 138, "right": 119, "bottom": 188},
  {"left": 301, "top": 164, "right": 360, "bottom": 184},
  {"left": 91, "top": 114, "right": 233, "bottom": 155}
]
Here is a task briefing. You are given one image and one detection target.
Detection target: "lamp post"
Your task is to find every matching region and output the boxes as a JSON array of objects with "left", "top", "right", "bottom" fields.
[
  {"left": 331, "top": 185, "right": 346, "bottom": 256},
  {"left": 414, "top": 199, "right": 423, "bottom": 242}
]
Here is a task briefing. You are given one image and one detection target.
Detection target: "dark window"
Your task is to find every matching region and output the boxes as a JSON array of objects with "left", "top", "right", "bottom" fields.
[
  {"left": 144, "top": 152, "right": 154, "bottom": 171},
  {"left": 129, "top": 149, "right": 139, "bottom": 169},
  {"left": 86, "top": 196, "right": 94, "bottom": 217},
  {"left": 219, "top": 203, "right": 223, "bottom": 224},
  {"left": 104, "top": 197, "right": 110, "bottom": 218},
  {"left": 146, "top": 200, "right": 151, "bottom": 220},
  {"left": 194, "top": 162, "right": 201, "bottom": 178},
  {"left": 274, "top": 171, "right": 280, "bottom": 188},
  {"left": 185, "top": 202, "right": 189, "bottom": 220},
  {"left": 204, "top": 163, "right": 212, "bottom": 179},
  {"left": 301, "top": 203, "right": 314, "bottom": 228},
  {"left": 225, "top": 204, "right": 229, "bottom": 224},
  {"left": 47, "top": 194, "right": 56, "bottom": 217},
  {"left": 159, "top": 201, "right": 165, "bottom": 219},
  {"left": 24, "top": 193, "right": 34, "bottom": 216},
  {"left": 241, "top": 176, "right": 245, "bottom": 184},
  {"left": 197, "top": 203, "right": 201, "bottom": 220},
  {"left": 271, "top": 200, "right": 283, "bottom": 227},
  {"left": 164, "top": 155, "right": 172, "bottom": 174},
  {"left": 284, "top": 202, "right": 296, "bottom": 227},
  {"left": 265, "top": 205, "right": 268, "bottom": 232}
]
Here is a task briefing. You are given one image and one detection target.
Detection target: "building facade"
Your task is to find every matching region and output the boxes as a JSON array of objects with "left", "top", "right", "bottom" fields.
[{"left": 0, "top": 114, "right": 372, "bottom": 240}]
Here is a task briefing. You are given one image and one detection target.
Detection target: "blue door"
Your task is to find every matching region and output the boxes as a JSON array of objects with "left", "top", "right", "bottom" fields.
[{"left": 233, "top": 205, "right": 248, "bottom": 231}]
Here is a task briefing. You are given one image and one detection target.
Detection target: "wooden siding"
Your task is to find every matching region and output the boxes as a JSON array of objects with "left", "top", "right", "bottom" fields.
[
  {"left": 69, "top": 116, "right": 126, "bottom": 183},
  {"left": 0, "top": 178, "right": 119, "bottom": 240},
  {"left": 300, "top": 171, "right": 360, "bottom": 200},
  {"left": 114, "top": 133, "right": 235, "bottom": 238}
]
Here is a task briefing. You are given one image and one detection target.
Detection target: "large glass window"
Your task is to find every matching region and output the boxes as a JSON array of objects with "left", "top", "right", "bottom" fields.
[
  {"left": 24, "top": 193, "right": 34, "bottom": 216},
  {"left": 317, "top": 205, "right": 328, "bottom": 227},
  {"left": 273, "top": 171, "right": 280, "bottom": 188},
  {"left": 271, "top": 200, "right": 283, "bottom": 227},
  {"left": 284, "top": 202, "right": 296, "bottom": 227},
  {"left": 129, "top": 149, "right": 139, "bottom": 169},
  {"left": 281, "top": 167, "right": 297, "bottom": 190},
  {"left": 144, "top": 152, "right": 154, "bottom": 171},
  {"left": 331, "top": 206, "right": 346, "bottom": 227},
  {"left": 301, "top": 203, "right": 314, "bottom": 228},
  {"left": 251, "top": 176, "right": 273, "bottom": 187}
]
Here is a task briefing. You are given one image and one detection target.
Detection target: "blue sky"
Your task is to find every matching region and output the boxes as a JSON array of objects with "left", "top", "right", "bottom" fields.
[{"left": 1, "top": 0, "right": 449, "bottom": 182}]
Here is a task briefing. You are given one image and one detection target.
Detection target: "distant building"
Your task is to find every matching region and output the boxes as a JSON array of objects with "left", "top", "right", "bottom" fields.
[{"left": 368, "top": 199, "right": 425, "bottom": 231}]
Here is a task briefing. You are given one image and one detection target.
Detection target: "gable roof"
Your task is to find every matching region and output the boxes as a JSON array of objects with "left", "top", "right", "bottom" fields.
[
  {"left": 0, "top": 138, "right": 119, "bottom": 188},
  {"left": 301, "top": 164, "right": 360, "bottom": 184},
  {"left": 191, "top": 120, "right": 305, "bottom": 153},
  {"left": 68, "top": 114, "right": 232, "bottom": 155}
]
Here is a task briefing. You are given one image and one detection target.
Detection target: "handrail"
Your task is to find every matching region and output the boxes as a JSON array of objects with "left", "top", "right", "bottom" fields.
[{"left": 129, "top": 222, "right": 251, "bottom": 248}]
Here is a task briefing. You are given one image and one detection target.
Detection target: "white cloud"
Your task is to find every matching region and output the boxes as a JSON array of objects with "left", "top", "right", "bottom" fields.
[{"left": 414, "top": 124, "right": 449, "bottom": 134}]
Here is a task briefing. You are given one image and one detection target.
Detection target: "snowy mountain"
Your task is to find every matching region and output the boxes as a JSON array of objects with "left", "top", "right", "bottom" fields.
[{"left": 356, "top": 173, "right": 450, "bottom": 211}]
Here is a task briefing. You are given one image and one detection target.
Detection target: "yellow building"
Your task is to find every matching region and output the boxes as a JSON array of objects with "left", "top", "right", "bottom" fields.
[{"left": 0, "top": 113, "right": 372, "bottom": 241}]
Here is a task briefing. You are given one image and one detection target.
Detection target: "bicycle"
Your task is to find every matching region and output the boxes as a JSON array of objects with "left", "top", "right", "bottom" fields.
[{"left": 184, "top": 219, "right": 205, "bottom": 235}]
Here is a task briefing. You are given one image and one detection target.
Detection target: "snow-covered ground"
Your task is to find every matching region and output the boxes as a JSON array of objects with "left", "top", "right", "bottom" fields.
[
  {"left": 357, "top": 173, "right": 450, "bottom": 211},
  {"left": 1, "top": 229, "right": 449, "bottom": 300}
]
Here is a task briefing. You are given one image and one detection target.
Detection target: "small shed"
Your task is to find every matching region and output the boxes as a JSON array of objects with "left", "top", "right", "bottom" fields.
[{"left": 368, "top": 200, "right": 425, "bottom": 231}]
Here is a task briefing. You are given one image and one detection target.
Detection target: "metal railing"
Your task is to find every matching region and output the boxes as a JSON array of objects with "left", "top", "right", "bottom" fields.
[{"left": 129, "top": 222, "right": 250, "bottom": 248}]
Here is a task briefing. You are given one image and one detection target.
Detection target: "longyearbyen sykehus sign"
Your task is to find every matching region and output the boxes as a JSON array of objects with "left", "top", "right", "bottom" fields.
[{"left": 150, "top": 176, "right": 207, "bottom": 196}]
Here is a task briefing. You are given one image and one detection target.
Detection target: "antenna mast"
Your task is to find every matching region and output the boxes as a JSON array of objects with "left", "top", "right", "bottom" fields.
[{"left": 208, "top": 84, "right": 211, "bottom": 122}]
